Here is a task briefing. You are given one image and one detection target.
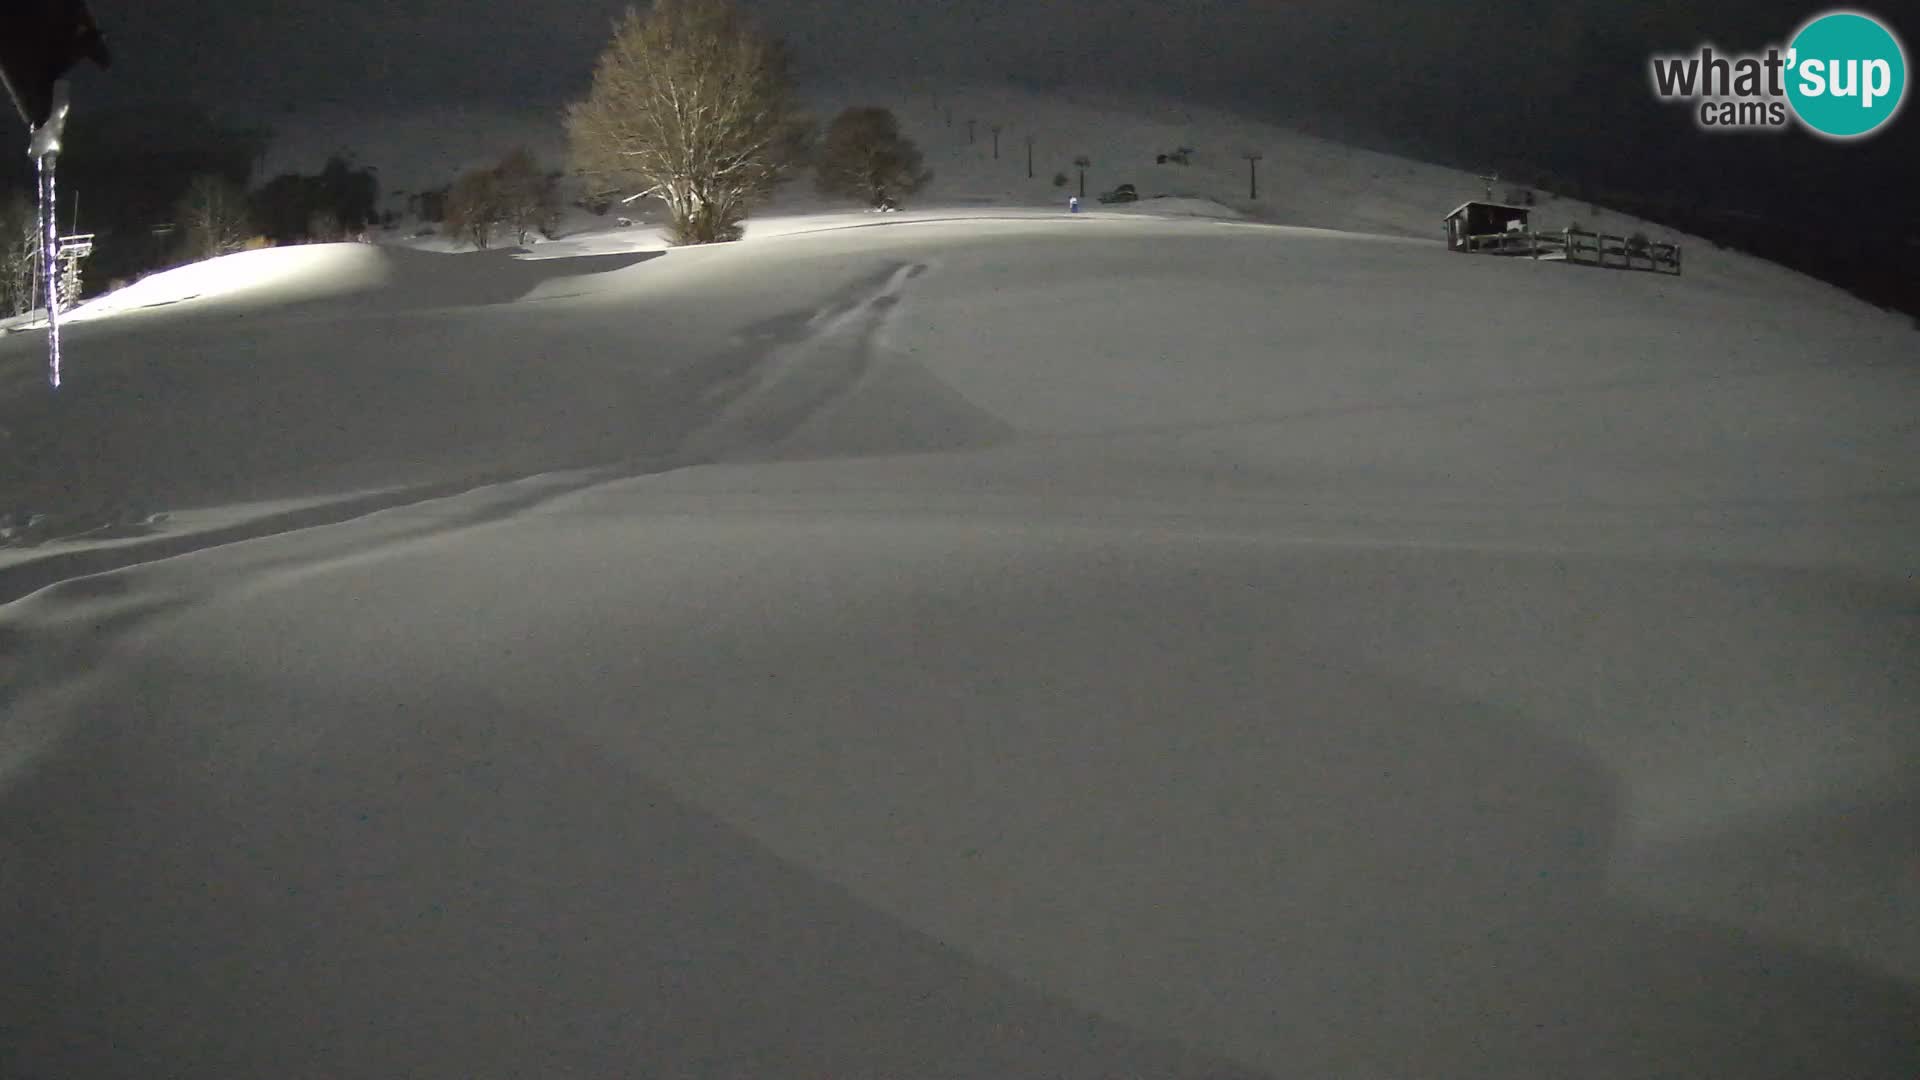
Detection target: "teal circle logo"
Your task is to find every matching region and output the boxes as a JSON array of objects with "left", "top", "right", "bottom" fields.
[{"left": 1786, "top": 11, "right": 1907, "bottom": 138}]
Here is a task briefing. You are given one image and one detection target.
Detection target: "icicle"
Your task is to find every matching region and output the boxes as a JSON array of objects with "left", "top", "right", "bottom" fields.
[
  {"left": 39, "top": 149, "right": 61, "bottom": 388},
  {"left": 28, "top": 80, "right": 71, "bottom": 388}
]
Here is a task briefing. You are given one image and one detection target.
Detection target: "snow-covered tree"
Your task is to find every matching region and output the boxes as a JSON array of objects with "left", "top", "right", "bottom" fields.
[
  {"left": 814, "top": 107, "right": 931, "bottom": 209},
  {"left": 565, "top": 0, "right": 812, "bottom": 245}
]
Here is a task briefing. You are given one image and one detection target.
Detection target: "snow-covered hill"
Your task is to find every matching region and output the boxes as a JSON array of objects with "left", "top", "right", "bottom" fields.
[
  {"left": 2, "top": 89, "right": 1917, "bottom": 1080},
  {"left": 290, "top": 82, "right": 1858, "bottom": 313}
]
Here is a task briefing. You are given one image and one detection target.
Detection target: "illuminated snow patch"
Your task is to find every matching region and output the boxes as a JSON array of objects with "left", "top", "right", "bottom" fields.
[{"left": 67, "top": 244, "right": 395, "bottom": 322}]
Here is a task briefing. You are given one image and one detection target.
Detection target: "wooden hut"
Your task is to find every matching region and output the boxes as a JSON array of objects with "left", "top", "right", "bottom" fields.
[{"left": 1444, "top": 201, "right": 1531, "bottom": 251}]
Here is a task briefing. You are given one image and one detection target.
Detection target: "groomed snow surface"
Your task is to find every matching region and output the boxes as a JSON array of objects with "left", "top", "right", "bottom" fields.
[{"left": 3, "top": 191, "right": 1918, "bottom": 1080}]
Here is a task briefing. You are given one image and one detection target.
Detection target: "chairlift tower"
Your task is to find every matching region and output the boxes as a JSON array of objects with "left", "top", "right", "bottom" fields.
[{"left": 54, "top": 230, "right": 92, "bottom": 308}]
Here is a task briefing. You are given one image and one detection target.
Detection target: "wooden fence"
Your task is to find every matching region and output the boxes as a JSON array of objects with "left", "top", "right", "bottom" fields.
[{"left": 1461, "top": 227, "right": 1681, "bottom": 275}]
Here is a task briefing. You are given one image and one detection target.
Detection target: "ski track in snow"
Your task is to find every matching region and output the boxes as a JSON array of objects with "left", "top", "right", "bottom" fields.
[
  {"left": 680, "top": 260, "right": 931, "bottom": 458},
  {"left": 0, "top": 253, "right": 937, "bottom": 604}
]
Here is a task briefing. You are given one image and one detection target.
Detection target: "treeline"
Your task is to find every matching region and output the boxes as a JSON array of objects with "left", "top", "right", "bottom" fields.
[
  {"left": 0, "top": 104, "right": 268, "bottom": 290},
  {"left": 0, "top": 103, "right": 386, "bottom": 304}
]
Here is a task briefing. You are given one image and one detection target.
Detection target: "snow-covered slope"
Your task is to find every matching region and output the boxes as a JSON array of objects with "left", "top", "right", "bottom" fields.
[
  {"left": 317, "top": 83, "right": 1856, "bottom": 316},
  {"left": 2, "top": 129, "right": 1917, "bottom": 1079}
]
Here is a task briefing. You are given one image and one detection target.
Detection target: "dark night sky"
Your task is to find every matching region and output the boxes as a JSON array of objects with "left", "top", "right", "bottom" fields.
[
  {"left": 40, "top": 1, "right": 1920, "bottom": 305},
  {"left": 77, "top": 2, "right": 1914, "bottom": 184},
  {"left": 62, "top": 1, "right": 1899, "bottom": 118}
]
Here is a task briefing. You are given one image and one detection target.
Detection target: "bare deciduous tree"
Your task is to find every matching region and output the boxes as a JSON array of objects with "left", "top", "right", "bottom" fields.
[
  {"left": 175, "top": 174, "right": 253, "bottom": 261},
  {"left": 814, "top": 107, "right": 931, "bottom": 209},
  {"left": 565, "top": 0, "right": 811, "bottom": 245},
  {"left": 1, "top": 193, "right": 38, "bottom": 316},
  {"left": 443, "top": 165, "right": 503, "bottom": 249},
  {"left": 306, "top": 209, "right": 344, "bottom": 243},
  {"left": 444, "top": 149, "right": 560, "bottom": 250},
  {"left": 495, "top": 149, "right": 559, "bottom": 245}
]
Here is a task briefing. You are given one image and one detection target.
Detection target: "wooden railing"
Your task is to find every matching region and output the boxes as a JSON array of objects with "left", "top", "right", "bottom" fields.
[
  {"left": 1462, "top": 230, "right": 1548, "bottom": 256},
  {"left": 1563, "top": 228, "right": 1681, "bottom": 274},
  {"left": 1461, "top": 227, "right": 1681, "bottom": 275}
]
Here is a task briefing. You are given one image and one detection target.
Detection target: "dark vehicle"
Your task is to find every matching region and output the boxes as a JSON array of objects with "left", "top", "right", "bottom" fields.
[{"left": 1098, "top": 183, "right": 1138, "bottom": 204}]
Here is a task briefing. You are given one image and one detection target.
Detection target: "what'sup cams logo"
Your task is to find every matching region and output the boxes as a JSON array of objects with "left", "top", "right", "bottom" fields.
[{"left": 1650, "top": 9, "right": 1907, "bottom": 138}]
